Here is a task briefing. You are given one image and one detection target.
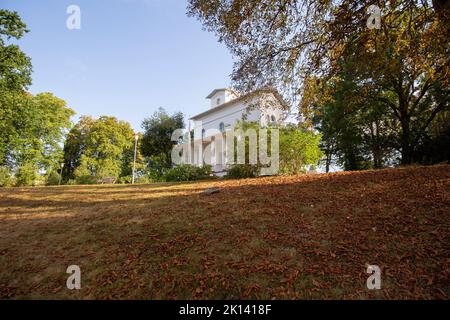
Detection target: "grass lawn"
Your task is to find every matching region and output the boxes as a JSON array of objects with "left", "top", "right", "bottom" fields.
[{"left": 0, "top": 165, "right": 448, "bottom": 299}]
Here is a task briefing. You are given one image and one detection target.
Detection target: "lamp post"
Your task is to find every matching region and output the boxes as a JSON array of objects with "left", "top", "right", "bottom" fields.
[
  {"left": 132, "top": 134, "right": 139, "bottom": 184},
  {"left": 59, "top": 163, "right": 64, "bottom": 186}
]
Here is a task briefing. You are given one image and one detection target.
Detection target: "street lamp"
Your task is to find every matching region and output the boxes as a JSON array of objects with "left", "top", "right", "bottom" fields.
[
  {"left": 59, "top": 163, "right": 64, "bottom": 186},
  {"left": 132, "top": 134, "right": 139, "bottom": 184}
]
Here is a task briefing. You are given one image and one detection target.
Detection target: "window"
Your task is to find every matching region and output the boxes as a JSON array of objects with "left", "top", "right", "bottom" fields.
[
  {"left": 216, "top": 98, "right": 221, "bottom": 105},
  {"left": 202, "top": 128, "right": 206, "bottom": 138},
  {"left": 219, "top": 122, "right": 225, "bottom": 132},
  {"left": 271, "top": 115, "right": 276, "bottom": 123}
]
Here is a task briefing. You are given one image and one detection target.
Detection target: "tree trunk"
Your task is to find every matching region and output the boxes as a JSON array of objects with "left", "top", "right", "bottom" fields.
[
  {"left": 325, "top": 146, "right": 331, "bottom": 173},
  {"left": 369, "top": 121, "right": 382, "bottom": 169},
  {"left": 374, "top": 120, "right": 383, "bottom": 168},
  {"left": 400, "top": 117, "right": 412, "bottom": 165}
]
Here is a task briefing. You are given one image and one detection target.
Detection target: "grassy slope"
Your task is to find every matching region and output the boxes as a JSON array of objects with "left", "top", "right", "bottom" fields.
[{"left": 0, "top": 165, "right": 448, "bottom": 299}]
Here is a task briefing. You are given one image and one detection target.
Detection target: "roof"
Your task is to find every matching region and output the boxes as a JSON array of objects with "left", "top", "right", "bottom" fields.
[
  {"left": 190, "top": 88, "right": 288, "bottom": 120},
  {"left": 205, "top": 88, "right": 228, "bottom": 99},
  {"left": 205, "top": 88, "right": 240, "bottom": 99}
]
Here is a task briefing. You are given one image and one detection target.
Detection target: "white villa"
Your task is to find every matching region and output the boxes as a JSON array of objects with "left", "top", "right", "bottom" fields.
[{"left": 180, "top": 88, "right": 286, "bottom": 175}]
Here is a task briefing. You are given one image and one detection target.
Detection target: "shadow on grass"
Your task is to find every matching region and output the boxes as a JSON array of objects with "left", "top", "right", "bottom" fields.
[{"left": 0, "top": 165, "right": 448, "bottom": 299}]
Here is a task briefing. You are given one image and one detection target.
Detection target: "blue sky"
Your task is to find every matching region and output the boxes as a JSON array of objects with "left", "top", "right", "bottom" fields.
[{"left": 2, "top": 0, "right": 234, "bottom": 131}]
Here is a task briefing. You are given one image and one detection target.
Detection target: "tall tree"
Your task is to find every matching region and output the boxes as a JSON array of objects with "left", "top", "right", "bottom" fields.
[
  {"left": 0, "top": 9, "right": 33, "bottom": 166},
  {"left": 0, "top": 92, "right": 74, "bottom": 179},
  {"left": 0, "top": 9, "right": 32, "bottom": 92},
  {"left": 333, "top": 4, "right": 449, "bottom": 164},
  {"left": 63, "top": 116, "right": 138, "bottom": 182},
  {"left": 302, "top": 61, "right": 398, "bottom": 170},
  {"left": 230, "top": 120, "right": 323, "bottom": 175},
  {"left": 1, "top": 10, "right": 74, "bottom": 185},
  {"left": 141, "top": 108, "right": 185, "bottom": 167},
  {"left": 188, "top": 0, "right": 449, "bottom": 165}
]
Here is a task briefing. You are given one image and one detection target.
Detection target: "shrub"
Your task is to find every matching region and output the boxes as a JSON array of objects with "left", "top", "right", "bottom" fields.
[
  {"left": 34, "top": 175, "right": 47, "bottom": 186},
  {"left": 15, "top": 163, "right": 38, "bottom": 186},
  {"left": 73, "top": 160, "right": 97, "bottom": 185},
  {"left": 136, "top": 175, "right": 151, "bottom": 184},
  {"left": 196, "top": 164, "right": 212, "bottom": 177},
  {"left": 163, "top": 164, "right": 212, "bottom": 182},
  {"left": 278, "top": 125, "right": 323, "bottom": 175},
  {"left": 0, "top": 167, "right": 14, "bottom": 187},
  {"left": 46, "top": 172, "right": 61, "bottom": 186},
  {"left": 229, "top": 121, "right": 323, "bottom": 176},
  {"left": 45, "top": 171, "right": 62, "bottom": 186},
  {"left": 75, "top": 175, "right": 97, "bottom": 185},
  {"left": 117, "top": 175, "right": 132, "bottom": 184},
  {"left": 146, "top": 154, "right": 169, "bottom": 182},
  {"left": 226, "top": 164, "right": 259, "bottom": 179},
  {"left": 67, "top": 179, "right": 77, "bottom": 185},
  {"left": 116, "top": 174, "right": 151, "bottom": 184}
]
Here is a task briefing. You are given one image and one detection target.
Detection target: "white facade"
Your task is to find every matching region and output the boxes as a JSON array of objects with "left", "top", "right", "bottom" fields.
[
  {"left": 182, "top": 88, "right": 285, "bottom": 174},
  {"left": 206, "top": 88, "right": 239, "bottom": 109}
]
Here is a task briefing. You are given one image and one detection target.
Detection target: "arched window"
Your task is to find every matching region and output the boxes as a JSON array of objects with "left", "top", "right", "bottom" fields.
[
  {"left": 271, "top": 115, "right": 276, "bottom": 123},
  {"left": 219, "top": 122, "right": 225, "bottom": 132}
]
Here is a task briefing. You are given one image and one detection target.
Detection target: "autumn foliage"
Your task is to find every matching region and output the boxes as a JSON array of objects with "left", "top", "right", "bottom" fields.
[{"left": 0, "top": 165, "right": 448, "bottom": 299}]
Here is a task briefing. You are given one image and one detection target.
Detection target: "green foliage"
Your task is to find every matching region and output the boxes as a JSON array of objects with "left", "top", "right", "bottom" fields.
[
  {"left": 46, "top": 171, "right": 61, "bottom": 186},
  {"left": 0, "top": 11, "right": 74, "bottom": 185},
  {"left": 413, "top": 112, "right": 450, "bottom": 164},
  {"left": 304, "top": 49, "right": 449, "bottom": 170},
  {"left": 141, "top": 108, "right": 185, "bottom": 167},
  {"left": 146, "top": 154, "right": 170, "bottom": 181},
  {"left": 63, "top": 116, "right": 140, "bottom": 183},
  {"left": 75, "top": 175, "right": 97, "bottom": 185},
  {"left": 135, "top": 175, "right": 152, "bottom": 184},
  {"left": 226, "top": 164, "right": 259, "bottom": 179},
  {"left": 73, "top": 155, "right": 96, "bottom": 184},
  {"left": 66, "top": 179, "right": 77, "bottom": 186},
  {"left": 117, "top": 175, "right": 132, "bottom": 184},
  {"left": 15, "top": 162, "right": 37, "bottom": 186},
  {"left": 279, "top": 125, "right": 323, "bottom": 174},
  {"left": 189, "top": 1, "right": 449, "bottom": 167},
  {"left": 0, "top": 10, "right": 28, "bottom": 39},
  {"left": 231, "top": 120, "right": 323, "bottom": 176},
  {"left": 33, "top": 93, "right": 75, "bottom": 167},
  {"left": 0, "top": 91, "right": 74, "bottom": 181},
  {"left": 163, "top": 164, "right": 211, "bottom": 182},
  {"left": 62, "top": 116, "right": 94, "bottom": 180},
  {"left": 305, "top": 70, "right": 396, "bottom": 171},
  {"left": 0, "top": 166, "right": 14, "bottom": 187},
  {"left": 197, "top": 165, "right": 212, "bottom": 177},
  {"left": 0, "top": 9, "right": 32, "bottom": 92}
]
